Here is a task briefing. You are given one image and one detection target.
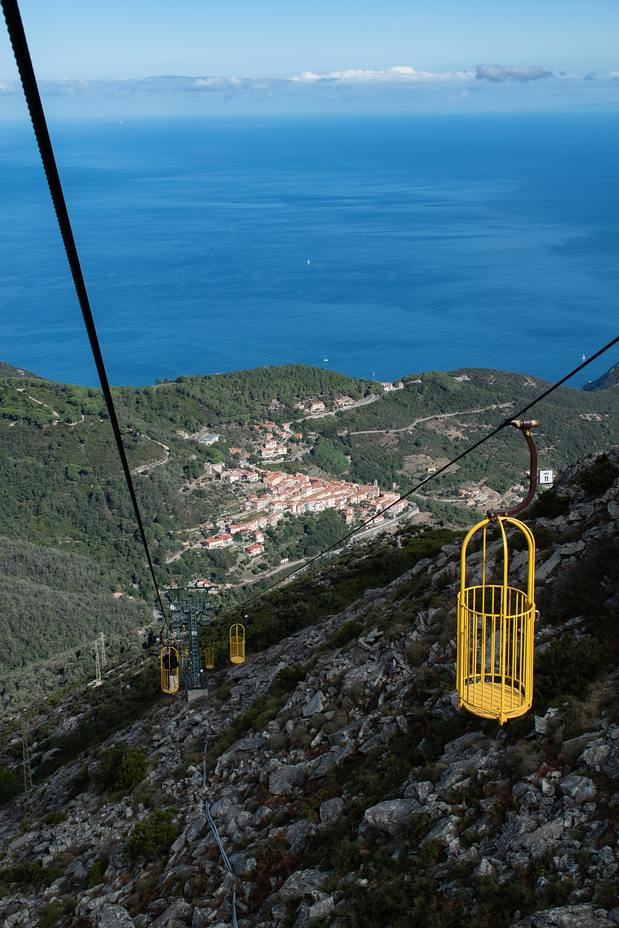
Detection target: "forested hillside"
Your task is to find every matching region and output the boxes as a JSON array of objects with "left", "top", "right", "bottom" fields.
[
  {"left": 309, "top": 368, "right": 619, "bottom": 502},
  {"left": 1, "top": 361, "right": 618, "bottom": 709}
]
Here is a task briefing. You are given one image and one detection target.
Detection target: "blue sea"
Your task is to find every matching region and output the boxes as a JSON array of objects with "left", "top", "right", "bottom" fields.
[{"left": 0, "top": 114, "right": 617, "bottom": 387}]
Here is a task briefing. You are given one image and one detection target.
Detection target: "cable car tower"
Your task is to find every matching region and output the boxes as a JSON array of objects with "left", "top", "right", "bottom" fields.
[
  {"left": 161, "top": 593, "right": 216, "bottom": 698},
  {"left": 457, "top": 420, "right": 539, "bottom": 724}
]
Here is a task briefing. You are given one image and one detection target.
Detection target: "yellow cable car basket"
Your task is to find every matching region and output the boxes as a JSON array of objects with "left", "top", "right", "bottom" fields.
[
  {"left": 229, "top": 623, "right": 246, "bottom": 665},
  {"left": 457, "top": 515, "right": 535, "bottom": 724},
  {"left": 160, "top": 645, "right": 180, "bottom": 695},
  {"left": 204, "top": 645, "right": 215, "bottom": 670}
]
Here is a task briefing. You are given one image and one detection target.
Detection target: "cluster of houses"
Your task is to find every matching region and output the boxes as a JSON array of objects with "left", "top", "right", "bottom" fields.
[
  {"left": 198, "top": 466, "right": 412, "bottom": 561},
  {"left": 252, "top": 469, "right": 411, "bottom": 524}
]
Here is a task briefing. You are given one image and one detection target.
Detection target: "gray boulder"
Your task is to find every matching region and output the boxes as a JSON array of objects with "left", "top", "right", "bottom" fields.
[
  {"left": 560, "top": 775, "right": 596, "bottom": 803},
  {"left": 149, "top": 899, "right": 193, "bottom": 928},
  {"left": 278, "top": 869, "right": 327, "bottom": 903},
  {"left": 303, "top": 692, "right": 326, "bottom": 718},
  {"left": 359, "top": 799, "right": 414, "bottom": 838},
  {"left": 268, "top": 763, "right": 307, "bottom": 796},
  {"left": 96, "top": 906, "right": 135, "bottom": 928},
  {"left": 510, "top": 904, "right": 615, "bottom": 927},
  {"left": 319, "top": 797, "right": 345, "bottom": 826}
]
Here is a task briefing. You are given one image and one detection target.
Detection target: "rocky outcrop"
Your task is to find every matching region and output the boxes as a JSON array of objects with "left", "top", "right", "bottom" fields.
[{"left": 0, "top": 449, "right": 617, "bottom": 928}]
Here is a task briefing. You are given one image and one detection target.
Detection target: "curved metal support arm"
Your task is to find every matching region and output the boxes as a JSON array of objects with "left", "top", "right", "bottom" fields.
[{"left": 488, "top": 419, "right": 539, "bottom": 519}]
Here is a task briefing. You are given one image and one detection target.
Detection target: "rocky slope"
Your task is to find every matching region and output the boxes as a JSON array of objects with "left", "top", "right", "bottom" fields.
[{"left": 0, "top": 449, "right": 618, "bottom": 928}]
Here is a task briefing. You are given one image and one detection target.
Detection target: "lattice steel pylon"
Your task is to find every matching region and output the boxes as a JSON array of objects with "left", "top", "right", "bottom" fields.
[
  {"left": 21, "top": 716, "right": 33, "bottom": 793},
  {"left": 98, "top": 632, "right": 107, "bottom": 669},
  {"left": 93, "top": 639, "right": 103, "bottom": 687}
]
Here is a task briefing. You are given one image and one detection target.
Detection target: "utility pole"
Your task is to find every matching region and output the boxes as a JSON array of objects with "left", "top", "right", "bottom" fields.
[
  {"left": 93, "top": 640, "right": 102, "bottom": 687},
  {"left": 21, "top": 716, "right": 33, "bottom": 793},
  {"left": 98, "top": 632, "right": 107, "bottom": 669}
]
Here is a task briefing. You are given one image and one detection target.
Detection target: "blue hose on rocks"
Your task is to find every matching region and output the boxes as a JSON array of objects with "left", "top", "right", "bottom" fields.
[{"left": 203, "top": 738, "right": 240, "bottom": 928}]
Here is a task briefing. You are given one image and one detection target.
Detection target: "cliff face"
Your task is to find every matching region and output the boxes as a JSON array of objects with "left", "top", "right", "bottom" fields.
[
  {"left": 0, "top": 449, "right": 618, "bottom": 928},
  {"left": 584, "top": 362, "right": 619, "bottom": 393}
]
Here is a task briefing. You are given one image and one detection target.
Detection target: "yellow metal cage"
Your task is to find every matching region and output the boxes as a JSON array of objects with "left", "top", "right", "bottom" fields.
[
  {"left": 457, "top": 516, "right": 535, "bottom": 724},
  {"left": 229, "top": 623, "right": 246, "bottom": 665},
  {"left": 160, "top": 645, "right": 180, "bottom": 695},
  {"left": 204, "top": 645, "right": 215, "bottom": 670}
]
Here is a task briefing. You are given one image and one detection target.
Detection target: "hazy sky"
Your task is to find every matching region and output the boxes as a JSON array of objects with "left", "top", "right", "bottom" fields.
[{"left": 1, "top": 1, "right": 619, "bottom": 115}]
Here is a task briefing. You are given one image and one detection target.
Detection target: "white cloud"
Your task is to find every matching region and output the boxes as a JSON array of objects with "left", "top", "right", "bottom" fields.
[
  {"left": 193, "top": 76, "right": 243, "bottom": 91},
  {"left": 291, "top": 65, "right": 472, "bottom": 84},
  {"left": 0, "top": 81, "right": 17, "bottom": 94},
  {"left": 475, "top": 64, "right": 553, "bottom": 83}
]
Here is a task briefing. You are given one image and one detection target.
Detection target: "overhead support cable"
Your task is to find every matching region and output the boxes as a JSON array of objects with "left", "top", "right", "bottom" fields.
[{"left": 2, "top": 0, "right": 166, "bottom": 617}]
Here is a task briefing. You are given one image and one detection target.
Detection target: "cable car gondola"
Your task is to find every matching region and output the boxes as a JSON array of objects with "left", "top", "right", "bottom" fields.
[
  {"left": 160, "top": 645, "right": 180, "bottom": 695},
  {"left": 229, "top": 623, "right": 246, "bottom": 665},
  {"left": 457, "top": 420, "right": 538, "bottom": 724},
  {"left": 204, "top": 644, "right": 215, "bottom": 670}
]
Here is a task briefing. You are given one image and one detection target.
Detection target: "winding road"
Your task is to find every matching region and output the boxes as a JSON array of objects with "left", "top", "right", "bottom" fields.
[
  {"left": 131, "top": 437, "right": 170, "bottom": 475},
  {"left": 347, "top": 402, "right": 514, "bottom": 436}
]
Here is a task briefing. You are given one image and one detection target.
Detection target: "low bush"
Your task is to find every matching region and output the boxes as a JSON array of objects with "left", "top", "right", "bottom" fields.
[
  {"left": 124, "top": 809, "right": 178, "bottom": 862},
  {"left": 87, "top": 857, "right": 108, "bottom": 887},
  {"left": 0, "top": 859, "right": 61, "bottom": 891},
  {"left": 43, "top": 809, "right": 68, "bottom": 826},
  {"left": 530, "top": 490, "right": 570, "bottom": 519},
  {"left": 38, "top": 898, "right": 74, "bottom": 928},
  {"left": 327, "top": 619, "right": 363, "bottom": 649},
  {"left": 93, "top": 744, "right": 147, "bottom": 794},
  {"left": 0, "top": 764, "right": 22, "bottom": 806},
  {"left": 578, "top": 454, "right": 618, "bottom": 496},
  {"left": 535, "top": 635, "right": 605, "bottom": 709}
]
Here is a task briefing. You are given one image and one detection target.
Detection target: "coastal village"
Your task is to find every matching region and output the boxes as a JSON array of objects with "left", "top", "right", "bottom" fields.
[{"left": 169, "top": 383, "right": 418, "bottom": 590}]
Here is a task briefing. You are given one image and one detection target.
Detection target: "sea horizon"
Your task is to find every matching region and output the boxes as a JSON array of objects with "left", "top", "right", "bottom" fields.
[{"left": 1, "top": 113, "right": 617, "bottom": 388}]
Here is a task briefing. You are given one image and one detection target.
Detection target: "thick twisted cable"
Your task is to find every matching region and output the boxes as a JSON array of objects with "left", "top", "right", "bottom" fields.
[
  {"left": 1, "top": 0, "right": 166, "bottom": 618},
  {"left": 203, "top": 739, "right": 239, "bottom": 928}
]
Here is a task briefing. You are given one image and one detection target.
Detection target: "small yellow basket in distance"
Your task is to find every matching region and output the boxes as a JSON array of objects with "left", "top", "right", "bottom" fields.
[
  {"left": 229, "top": 623, "right": 246, "bottom": 665},
  {"left": 160, "top": 645, "right": 180, "bottom": 695}
]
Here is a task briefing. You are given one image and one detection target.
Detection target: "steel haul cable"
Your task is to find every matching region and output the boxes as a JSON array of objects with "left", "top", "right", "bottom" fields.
[{"left": 2, "top": 0, "right": 165, "bottom": 618}]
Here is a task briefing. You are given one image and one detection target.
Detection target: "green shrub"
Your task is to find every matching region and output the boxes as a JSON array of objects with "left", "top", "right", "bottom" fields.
[
  {"left": 67, "top": 765, "right": 90, "bottom": 799},
  {"left": 535, "top": 635, "right": 605, "bottom": 708},
  {"left": 87, "top": 857, "right": 108, "bottom": 887},
  {"left": 327, "top": 619, "right": 363, "bottom": 649},
  {"left": 0, "top": 764, "right": 22, "bottom": 806},
  {"left": 124, "top": 809, "right": 178, "bottom": 862},
  {"left": 0, "top": 859, "right": 61, "bottom": 891},
  {"left": 270, "top": 665, "right": 307, "bottom": 696},
  {"left": 530, "top": 491, "right": 570, "bottom": 519},
  {"left": 215, "top": 681, "right": 232, "bottom": 702},
  {"left": 43, "top": 809, "right": 68, "bottom": 826},
  {"left": 93, "top": 744, "right": 147, "bottom": 794},
  {"left": 578, "top": 454, "right": 619, "bottom": 496},
  {"left": 38, "top": 898, "right": 72, "bottom": 928}
]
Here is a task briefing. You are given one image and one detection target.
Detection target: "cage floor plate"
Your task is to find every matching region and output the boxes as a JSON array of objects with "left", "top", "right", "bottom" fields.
[{"left": 461, "top": 680, "right": 528, "bottom": 720}]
